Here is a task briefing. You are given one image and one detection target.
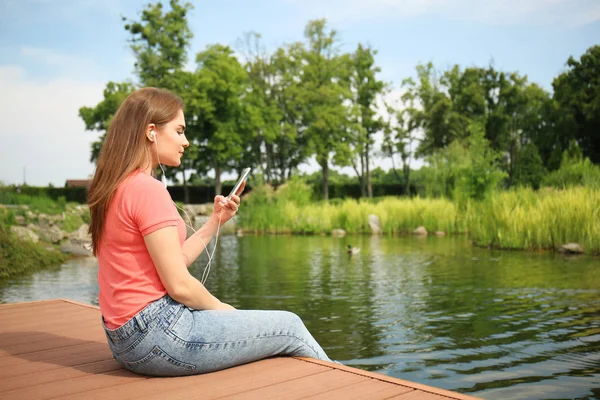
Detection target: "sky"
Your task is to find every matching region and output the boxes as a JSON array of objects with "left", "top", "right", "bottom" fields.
[{"left": 0, "top": 0, "right": 598, "bottom": 187}]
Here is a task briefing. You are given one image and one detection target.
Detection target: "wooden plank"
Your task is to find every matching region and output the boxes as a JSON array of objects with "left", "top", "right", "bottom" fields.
[
  {"left": 0, "top": 300, "right": 482, "bottom": 400},
  {"left": 137, "top": 357, "right": 332, "bottom": 400},
  {"left": 0, "top": 358, "right": 121, "bottom": 392},
  {"left": 303, "top": 379, "right": 414, "bottom": 400},
  {"left": 0, "top": 299, "right": 64, "bottom": 311},
  {"left": 57, "top": 357, "right": 325, "bottom": 400},
  {"left": 1, "top": 310, "right": 99, "bottom": 332},
  {"left": 0, "top": 348, "right": 113, "bottom": 379},
  {"left": 0, "top": 331, "right": 106, "bottom": 358},
  {"left": 0, "top": 322, "right": 104, "bottom": 347},
  {"left": 0, "top": 342, "right": 108, "bottom": 368},
  {"left": 298, "top": 358, "right": 480, "bottom": 400},
  {"left": 0, "top": 369, "right": 145, "bottom": 400},
  {"left": 223, "top": 368, "right": 367, "bottom": 400},
  {"left": 59, "top": 298, "right": 101, "bottom": 310},
  {"left": 391, "top": 390, "right": 455, "bottom": 399}
]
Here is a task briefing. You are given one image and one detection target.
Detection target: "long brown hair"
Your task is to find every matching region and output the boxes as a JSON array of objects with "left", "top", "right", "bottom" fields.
[{"left": 87, "top": 87, "right": 184, "bottom": 256}]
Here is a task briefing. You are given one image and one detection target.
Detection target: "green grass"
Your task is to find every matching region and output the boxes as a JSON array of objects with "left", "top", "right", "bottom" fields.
[
  {"left": 239, "top": 194, "right": 461, "bottom": 235},
  {"left": 0, "top": 225, "right": 67, "bottom": 279},
  {"left": 238, "top": 185, "right": 600, "bottom": 254},
  {"left": 466, "top": 187, "right": 600, "bottom": 254},
  {"left": 0, "top": 192, "right": 66, "bottom": 215}
]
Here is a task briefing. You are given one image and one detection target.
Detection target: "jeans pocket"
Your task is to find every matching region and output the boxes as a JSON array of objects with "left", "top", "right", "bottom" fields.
[{"left": 120, "top": 346, "right": 196, "bottom": 377}]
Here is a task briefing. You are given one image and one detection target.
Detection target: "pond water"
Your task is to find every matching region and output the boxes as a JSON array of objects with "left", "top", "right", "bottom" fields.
[{"left": 1, "top": 235, "right": 599, "bottom": 400}]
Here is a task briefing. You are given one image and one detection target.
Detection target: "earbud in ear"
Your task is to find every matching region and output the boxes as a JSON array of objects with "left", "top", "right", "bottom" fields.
[{"left": 149, "top": 130, "right": 156, "bottom": 141}]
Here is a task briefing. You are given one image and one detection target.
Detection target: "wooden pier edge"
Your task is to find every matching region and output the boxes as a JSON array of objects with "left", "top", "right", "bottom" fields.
[
  {"left": 296, "top": 357, "right": 479, "bottom": 400},
  {"left": 0, "top": 299, "right": 482, "bottom": 399}
]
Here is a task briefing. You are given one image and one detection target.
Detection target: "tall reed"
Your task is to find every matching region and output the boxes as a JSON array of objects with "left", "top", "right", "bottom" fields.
[
  {"left": 466, "top": 187, "right": 599, "bottom": 254},
  {"left": 238, "top": 184, "right": 599, "bottom": 254}
]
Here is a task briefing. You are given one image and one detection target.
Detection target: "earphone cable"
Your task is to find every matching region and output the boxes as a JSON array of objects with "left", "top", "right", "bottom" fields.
[{"left": 154, "top": 138, "right": 221, "bottom": 284}]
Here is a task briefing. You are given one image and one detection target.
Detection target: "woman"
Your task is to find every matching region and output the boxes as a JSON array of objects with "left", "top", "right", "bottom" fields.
[{"left": 88, "top": 87, "right": 332, "bottom": 376}]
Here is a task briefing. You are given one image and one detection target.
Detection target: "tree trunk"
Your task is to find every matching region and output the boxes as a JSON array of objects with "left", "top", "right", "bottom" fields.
[
  {"left": 265, "top": 142, "right": 273, "bottom": 184},
  {"left": 366, "top": 142, "right": 373, "bottom": 198},
  {"left": 215, "top": 162, "right": 222, "bottom": 196},
  {"left": 403, "top": 163, "right": 410, "bottom": 195},
  {"left": 321, "top": 158, "right": 329, "bottom": 201},
  {"left": 351, "top": 158, "right": 364, "bottom": 197},
  {"left": 390, "top": 154, "right": 403, "bottom": 183},
  {"left": 182, "top": 170, "right": 189, "bottom": 204}
]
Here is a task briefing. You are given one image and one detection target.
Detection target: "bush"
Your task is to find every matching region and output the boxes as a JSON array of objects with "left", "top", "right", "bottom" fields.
[
  {"left": 0, "top": 225, "right": 67, "bottom": 279},
  {"left": 0, "top": 208, "right": 16, "bottom": 230},
  {"left": 542, "top": 151, "right": 600, "bottom": 189}
]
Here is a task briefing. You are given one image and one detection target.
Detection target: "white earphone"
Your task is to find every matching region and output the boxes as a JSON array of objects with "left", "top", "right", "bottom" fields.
[{"left": 150, "top": 127, "right": 222, "bottom": 284}]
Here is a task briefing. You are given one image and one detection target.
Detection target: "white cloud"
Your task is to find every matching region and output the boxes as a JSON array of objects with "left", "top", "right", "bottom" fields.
[
  {"left": 19, "top": 47, "right": 105, "bottom": 80},
  {"left": 288, "top": 0, "right": 600, "bottom": 26},
  {"left": 0, "top": 65, "right": 105, "bottom": 186}
]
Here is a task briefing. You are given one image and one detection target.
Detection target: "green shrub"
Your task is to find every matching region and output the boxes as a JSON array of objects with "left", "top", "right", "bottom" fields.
[
  {"left": 0, "top": 208, "right": 16, "bottom": 230},
  {"left": 0, "top": 225, "right": 68, "bottom": 279},
  {"left": 61, "top": 213, "right": 84, "bottom": 233}
]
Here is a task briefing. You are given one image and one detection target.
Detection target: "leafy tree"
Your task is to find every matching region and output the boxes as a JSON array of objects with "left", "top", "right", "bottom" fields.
[
  {"left": 348, "top": 44, "right": 386, "bottom": 198},
  {"left": 383, "top": 78, "right": 420, "bottom": 194},
  {"left": 79, "top": 81, "right": 135, "bottom": 162},
  {"left": 81, "top": 0, "right": 195, "bottom": 198},
  {"left": 421, "top": 125, "right": 506, "bottom": 202},
  {"left": 542, "top": 142, "right": 600, "bottom": 189},
  {"left": 454, "top": 124, "right": 507, "bottom": 203},
  {"left": 193, "top": 44, "right": 250, "bottom": 195},
  {"left": 270, "top": 43, "right": 312, "bottom": 181},
  {"left": 553, "top": 45, "right": 600, "bottom": 164},
  {"left": 123, "top": 0, "right": 193, "bottom": 89},
  {"left": 299, "top": 19, "right": 354, "bottom": 200},
  {"left": 239, "top": 35, "right": 315, "bottom": 185},
  {"left": 123, "top": 0, "right": 195, "bottom": 198},
  {"left": 512, "top": 142, "right": 546, "bottom": 189}
]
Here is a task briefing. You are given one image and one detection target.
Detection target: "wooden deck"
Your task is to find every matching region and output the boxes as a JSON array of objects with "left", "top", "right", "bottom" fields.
[{"left": 0, "top": 300, "right": 481, "bottom": 400}]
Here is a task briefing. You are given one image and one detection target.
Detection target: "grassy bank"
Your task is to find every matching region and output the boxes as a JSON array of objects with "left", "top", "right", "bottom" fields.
[
  {"left": 239, "top": 196, "right": 462, "bottom": 235},
  {"left": 466, "top": 187, "right": 599, "bottom": 254},
  {"left": 238, "top": 184, "right": 599, "bottom": 255},
  {"left": 0, "top": 194, "right": 74, "bottom": 279},
  {"left": 0, "top": 225, "right": 68, "bottom": 279}
]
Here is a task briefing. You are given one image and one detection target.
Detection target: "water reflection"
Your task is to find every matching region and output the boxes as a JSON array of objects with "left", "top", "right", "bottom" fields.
[{"left": 1, "top": 235, "right": 599, "bottom": 400}]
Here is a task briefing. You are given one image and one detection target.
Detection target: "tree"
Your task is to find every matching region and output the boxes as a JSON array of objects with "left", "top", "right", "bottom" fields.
[
  {"left": 237, "top": 32, "right": 284, "bottom": 184},
  {"left": 383, "top": 78, "right": 420, "bottom": 195},
  {"left": 81, "top": 0, "right": 196, "bottom": 199},
  {"left": 421, "top": 125, "right": 506, "bottom": 202},
  {"left": 123, "top": 0, "right": 193, "bottom": 90},
  {"left": 299, "top": 19, "right": 354, "bottom": 200},
  {"left": 270, "top": 43, "right": 312, "bottom": 181},
  {"left": 512, "top": 142, "right": 545, "bottom": 189},
  {"left": 193, "top": 44, "right": 250, "bottom": 195},
  {"left": 553, "top": 45, "right": 600, "bottom": 164},
  {"left": 123, "top": 0, "right": 195, "bottom": 198},
  {"left": 79, "top": 81, "right": 135, "bottom": 162},
  {"left": 348, "top": 44, "right": 386, "bottom": 198}
]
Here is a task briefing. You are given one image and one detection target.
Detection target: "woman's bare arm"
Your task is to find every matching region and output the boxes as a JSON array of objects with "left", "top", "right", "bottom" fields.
[{"left": 144, "top": 226, "right": 234, "bottom": 310}]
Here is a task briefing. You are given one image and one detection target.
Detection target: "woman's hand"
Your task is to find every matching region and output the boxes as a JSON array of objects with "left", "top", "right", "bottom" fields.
[
  {"left": 216, "top": 302, "right": 237, "bottom": 311},
  {"left": 212, "top": 181, "right": 245, "bottom": 224}
]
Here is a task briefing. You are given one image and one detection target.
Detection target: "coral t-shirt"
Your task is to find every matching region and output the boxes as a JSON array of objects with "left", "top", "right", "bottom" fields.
[{"left": 97, "top": 170, "right": 186, "bottom": 329}]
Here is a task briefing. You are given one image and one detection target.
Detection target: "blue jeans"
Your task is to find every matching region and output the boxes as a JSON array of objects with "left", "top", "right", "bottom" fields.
[{"left": 102, "top": 295, "right": 332, "bottom": 376}]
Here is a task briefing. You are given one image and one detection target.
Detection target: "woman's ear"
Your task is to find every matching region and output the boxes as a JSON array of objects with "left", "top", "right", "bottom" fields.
[{"left": 146, "top": 124, "right": 156, "bottom": 142}]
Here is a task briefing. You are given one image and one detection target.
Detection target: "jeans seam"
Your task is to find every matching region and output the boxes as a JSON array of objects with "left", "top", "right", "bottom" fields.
[{"left": 165, "top": 329, "right": 321, "bottom": 357}]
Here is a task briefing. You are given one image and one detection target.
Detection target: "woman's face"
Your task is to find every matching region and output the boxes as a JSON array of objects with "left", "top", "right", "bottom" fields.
[{"left": 152, "top": 109, "right": 189, "bottom": 167}]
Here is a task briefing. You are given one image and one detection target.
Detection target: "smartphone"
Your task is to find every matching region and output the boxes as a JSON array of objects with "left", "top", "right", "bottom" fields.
[{"left": 227, "top": 168, "right": 251, "bottom": 198}]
